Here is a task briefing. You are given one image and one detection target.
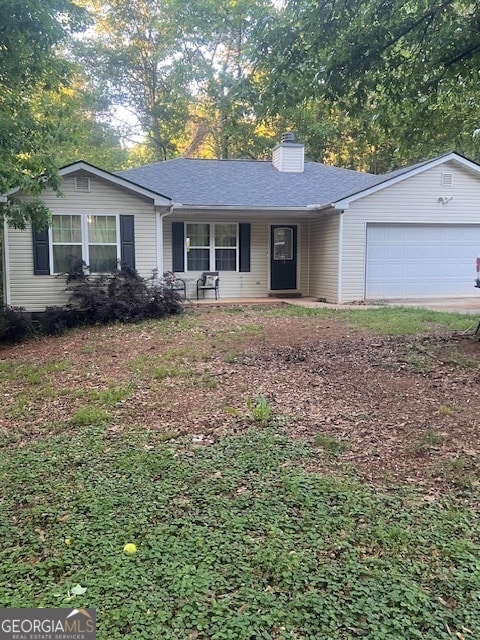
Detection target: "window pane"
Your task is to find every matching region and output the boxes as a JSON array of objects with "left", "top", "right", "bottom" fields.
[
  {"left": 187, "top": 248, "right": 209, "bottom": 271},
  {"left": 273, "top": 227, "right": 293, "bottom": 260},
  {"left": 88, "top": 215, "right": 117, "bottom": 243},
  {"left": 187, "top": 223, "right": 209, "bottom": 246},
  {"left": 89, "top": 245, "right": 118, "bottom": 272},
  {"left": 215, "top": 224, "right": 236, "bottom": 247},
  {"left": 52, "top": 215, "right": 81, "bottom": 243},
  {"left": 215, "top": 248, "right": 236, "bottom": 271},
  {"left": 53, "top": 245, "right": 83, "bottom": 273}
]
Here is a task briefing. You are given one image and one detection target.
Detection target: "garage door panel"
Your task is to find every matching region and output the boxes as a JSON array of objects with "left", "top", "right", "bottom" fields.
[
  {"left": 366, "top": 224, "right": 480, "bottom": 298},
  {"left": 404, "top": 244, "right": 430, "bottom": 259}
]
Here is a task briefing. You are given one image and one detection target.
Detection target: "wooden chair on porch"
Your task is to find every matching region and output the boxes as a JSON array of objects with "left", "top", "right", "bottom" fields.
[{"left": 196, "top": 272, "right": 220, "bottom": 300}]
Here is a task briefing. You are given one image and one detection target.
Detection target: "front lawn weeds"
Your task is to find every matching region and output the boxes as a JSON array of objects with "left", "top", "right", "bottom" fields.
[
  {"left": 1, "top": 427, "right": 479, "bottom": 640},
  {"left": 314, "top": 432, "right": 350, "bottom": 456}
]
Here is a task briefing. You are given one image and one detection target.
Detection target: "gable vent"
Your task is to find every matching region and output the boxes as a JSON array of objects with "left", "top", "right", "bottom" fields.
[
  {"left": 441, "top": 172, "right": 453, "bottom": 187},
  {"left": 74, "top": 175, "right": 91, "bottom": 192}
]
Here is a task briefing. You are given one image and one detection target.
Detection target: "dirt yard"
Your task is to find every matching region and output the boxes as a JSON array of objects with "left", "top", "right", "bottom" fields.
[{"left": 1, "top": 307, "right": 479, "bottom": 496}]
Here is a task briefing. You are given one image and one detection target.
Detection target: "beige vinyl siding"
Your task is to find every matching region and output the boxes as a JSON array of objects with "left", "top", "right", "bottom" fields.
[
  {"left": 308, "top": 214, "right": 340, "bottom": 301},
  {"left": 296, "top": 221, "right": 309, "bottom": 294},
  {"left": 272, "top": 146, "right": 304, "bottom": 173},
  {"left": 340, "top": 161, "right": 480, "bottom": 302},
  {"left": 165, "top": 213, "right": 310, "bottom": 298},
  {"left": 8, "top": 225, "right": 70, "bottom": 311},
  {"left": 7, "top": 172, "right": 159, "bottom": 311}
]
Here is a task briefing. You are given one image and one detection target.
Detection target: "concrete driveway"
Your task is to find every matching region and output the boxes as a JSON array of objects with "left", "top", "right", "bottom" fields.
[
  {"left": 380, "top": 297, "right": 480, "bottom": 314},
  {"left": 286, "top": 296, "right": 480, "bottom": 315}
]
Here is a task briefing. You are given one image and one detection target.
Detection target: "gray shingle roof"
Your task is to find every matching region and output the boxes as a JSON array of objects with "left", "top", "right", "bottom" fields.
[{"left": 118, "top": 158, "right": 379, "bottom": 208}]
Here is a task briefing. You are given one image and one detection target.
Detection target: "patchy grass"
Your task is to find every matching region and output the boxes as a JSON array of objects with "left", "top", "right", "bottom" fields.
[
  {"left": 87, "top": 385, "right": 132, "bottom": 406},
  {"left": 0, "top": 360, "right": 73, "bottom": 386},
  {"left": 70, "top": 406, "right": 112, "bottom": 427},
  {"left": 268, "top": 304, "right": 474, "bottom": 336},
  {"left": 439, "top": 404, "right": 455, "bottom": 417},
  {"left": 314, "top": 432, "right": 350, "bottom": 456},
  {"left": 343, "top": 306, "right": 474, "bottom": 335},
  {"left": 435, "top": 456, "right": 480, "bottom": 490},
  {"left": 409, "top": 430, "right": 446, "bottom": 456}
]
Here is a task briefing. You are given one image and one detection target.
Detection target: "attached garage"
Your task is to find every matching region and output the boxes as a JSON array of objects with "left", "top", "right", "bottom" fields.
[{"left": 366, "top": 223, "right": 480, "bottom": 298}]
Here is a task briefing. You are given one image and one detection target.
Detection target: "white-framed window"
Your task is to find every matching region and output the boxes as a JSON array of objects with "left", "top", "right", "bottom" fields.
[
  {"left": 51, "top": 213, "right": 120, "bottom": 274},
  {"left": 186, "top": 223, "right": 238, "bottom": 271}
]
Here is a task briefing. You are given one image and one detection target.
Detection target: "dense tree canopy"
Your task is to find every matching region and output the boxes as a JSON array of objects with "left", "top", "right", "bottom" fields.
[
  {"left": 0, "top": 0, "right": 89, "bottom": 228},
  {"left": 258, "top": 0, "right": 480, "bottom": 169},
  {"left": 76, "top": 0, "right": 278, "bottom": 160}
]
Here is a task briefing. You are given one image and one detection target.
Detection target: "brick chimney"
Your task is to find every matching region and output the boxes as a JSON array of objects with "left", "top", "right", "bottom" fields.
[{"left": 272, "top": 132, "right": 304, "bottom": 173}]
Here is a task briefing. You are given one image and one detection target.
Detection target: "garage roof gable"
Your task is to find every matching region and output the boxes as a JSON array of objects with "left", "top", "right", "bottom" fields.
[{"left": 332, "top": 152, "right": 480, "bottom": 210}]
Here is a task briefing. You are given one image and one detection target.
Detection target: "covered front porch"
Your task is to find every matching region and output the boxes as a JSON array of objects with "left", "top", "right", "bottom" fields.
[{"left": 162, "top": 208, "right": 340, "bottom": 302}]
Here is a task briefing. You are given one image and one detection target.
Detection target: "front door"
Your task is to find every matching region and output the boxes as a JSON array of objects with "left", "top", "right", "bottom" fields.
[{"left": 270, "top": 225, "right": 297, "bottom": 290}]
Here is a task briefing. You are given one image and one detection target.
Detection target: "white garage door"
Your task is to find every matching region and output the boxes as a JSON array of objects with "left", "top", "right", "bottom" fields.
[{"left": 366, "top": 224, "right": 480, "bottom": 298}]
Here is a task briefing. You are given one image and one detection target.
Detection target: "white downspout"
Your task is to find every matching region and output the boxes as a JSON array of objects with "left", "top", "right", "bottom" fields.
[
  {"left": 307, "top": 217, "right": 311, "bottom": 296},
  {"left": 337, "top": 211, "right": 344, "bottom": 303},
  {"left": 156, "top": 204, "right": 175, "bottom": 276},
  {"left": 2, "top": 218, "right": 10, "bottom": 306}
]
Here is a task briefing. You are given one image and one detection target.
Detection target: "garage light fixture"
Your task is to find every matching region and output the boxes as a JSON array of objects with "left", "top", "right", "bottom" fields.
[{"left": 438, "top": 195, "right": 453, "bottom": 204}]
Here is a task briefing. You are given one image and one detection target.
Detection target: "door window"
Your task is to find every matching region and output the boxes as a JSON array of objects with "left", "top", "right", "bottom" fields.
[{"left": 273, "top": 227, "right": 293, "bottom": 260}]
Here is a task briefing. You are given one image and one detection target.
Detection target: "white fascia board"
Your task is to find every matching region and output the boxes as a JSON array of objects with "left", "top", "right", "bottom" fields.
[
  {"left": 172, "top": 204, "right": 312, "bottom": 212},
  {"left": 306, "top": 203, "right": 345, "bottom": 212},
  {"left": 59, "top": 161, "right": 172, "bottom": 207},
  {"left": 333, "top": 152, "right": 480, "bottom": 209}
]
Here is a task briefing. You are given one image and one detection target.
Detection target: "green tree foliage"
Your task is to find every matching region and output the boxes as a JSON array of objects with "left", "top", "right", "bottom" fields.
[
  {"left": 5, "top": 0, "right": 480, "bottom": 193},
  {"left": 0, "top": 0, "right": 89, "bottom": 228},
  {"left": 174, "top": 0, "right": 277, "bottom": 159},
  {"left": 258, "top": 0, "right": 480, "bottom": 170},
  {"left": 76, "top": 0, "right": 191, "bottom": 160},
  {"left": 77, "top": 0, "right": 277, "bottom": 160},
  {"left": 45, "top": 80, "right": 130, "bottom": 171}
]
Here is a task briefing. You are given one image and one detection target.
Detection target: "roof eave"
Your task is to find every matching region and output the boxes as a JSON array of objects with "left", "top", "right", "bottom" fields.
[{"left": 173, "top": 203, "right": 319, "bottom": 212}]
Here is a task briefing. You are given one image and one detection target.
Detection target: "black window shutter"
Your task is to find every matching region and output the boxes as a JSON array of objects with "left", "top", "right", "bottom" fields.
[
  {"left": 172, "top": 221, "right": 185, "bottom": 272},
  {"left": 120, "top": 215, "right": 135, "bottom": 270},
  {"left": 32, "top": 227, "right": 50, "bottom": 275},
  {"left": 239, "top": 223, "right": 251, "bottom": 272}
]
